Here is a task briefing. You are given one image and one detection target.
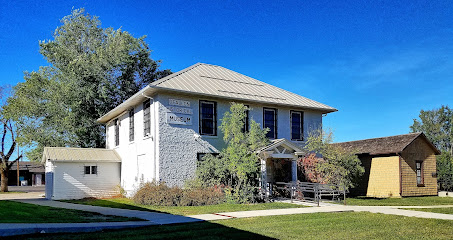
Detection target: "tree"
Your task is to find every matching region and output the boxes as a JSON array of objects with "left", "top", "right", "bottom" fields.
[
  {"left": 410, "top": 105, "right": 452, "bottom": 154},
  {"left": 0, "top": 87, "right": 22, "bottom": 192},
  {"left": 301, "top": 130, "right": 364, "bottom": 190},
  {"left": 5, "top": 9, "right": 171, "bottom": 161},
  {"left": 410, "top": 106, "right": 453, "bottom": 191},
  {"left": 191, "top": 103, "right": 269, "bottom": 203}
]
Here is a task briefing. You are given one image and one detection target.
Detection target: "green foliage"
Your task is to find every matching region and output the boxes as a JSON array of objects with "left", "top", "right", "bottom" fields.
[
  {"left": 410, "top": 105, "right": 453, "bottom": 190},
  {"left": 5, "top": 8, "right": 171, "bottom": 161},
  {"left": 410, "top": 105, "right": 453, "bottom": 153},
  {"left": 303, "top": 129, "right": 364, "bottom": 190},
  {"left": 191, "top": 103, "right": 269, "bottom": 203},
  {"left": 133, "top": 181, "right": 225, "bottom": 206}
]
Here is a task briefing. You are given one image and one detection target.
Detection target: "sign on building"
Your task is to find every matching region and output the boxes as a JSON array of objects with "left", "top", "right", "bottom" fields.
[
  {"left": 166, "top": 113, "right": 192, "bottom": 125},
  {"left": 169, "top": 99, "right": 190, "bottom": 107}
]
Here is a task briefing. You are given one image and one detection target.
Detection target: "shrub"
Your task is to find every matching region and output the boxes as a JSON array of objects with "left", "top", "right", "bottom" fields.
[{"left": 132, "top": 181, "right": 225, "bottom": 206}]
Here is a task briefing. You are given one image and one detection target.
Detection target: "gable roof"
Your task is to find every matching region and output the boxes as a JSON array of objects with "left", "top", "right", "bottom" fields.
[
  {"left": 257, "top": 138, "right": 304, "bottom": 153},
  {"left": 42, "top": 147, "right": 121, "bottom": 163},
  {"left": 98, "top": 63, "right": 337, "bottom": 123},
  {"left": 333, "top": 132, "right": 441, "bottom": 155}
]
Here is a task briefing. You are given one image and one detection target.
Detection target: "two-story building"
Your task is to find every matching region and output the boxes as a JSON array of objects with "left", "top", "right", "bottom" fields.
[{"left": 44, "top": 63, "right": 336, "bottom": 199}]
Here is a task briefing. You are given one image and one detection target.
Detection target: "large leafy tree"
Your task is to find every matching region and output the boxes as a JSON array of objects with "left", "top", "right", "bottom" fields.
[
  {"left": 410, "top": 105, "right": 453, "bottom": 154},
  {"left": 0, "top": 87, "right": 22, "bottom": 192},
  {"left": 5, "top": 9, "right": 171, "bottom": 161},
  {"left": 191, "top": 103, "right": 269, "bottom": 203},
  {"left": 410, "top": 105, "right": 453, "bottom": 191}
]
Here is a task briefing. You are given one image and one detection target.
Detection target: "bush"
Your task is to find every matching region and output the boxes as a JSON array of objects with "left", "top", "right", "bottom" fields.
[{"left": 133, "top": 181, "right": 225, "bottom": 206}]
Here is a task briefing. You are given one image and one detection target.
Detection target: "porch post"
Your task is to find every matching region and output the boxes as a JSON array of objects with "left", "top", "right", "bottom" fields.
[{"left": 291, "top": 159, "right": 297, "bottom": 183}]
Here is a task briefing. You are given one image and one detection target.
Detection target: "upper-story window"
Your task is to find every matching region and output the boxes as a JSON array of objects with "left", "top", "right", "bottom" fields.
[
  {"left": 129, "top": 109, "right": 134, "bottom": 142},
  {"left": 199, "top": 100, "right": 217, "bottom": 136},
  {"left": 143, "top": 99, "right": 151, "bottom": 137},
  {"left": 291, "top": 111, "right": 304, "bottom": 141},
  {"left": 263, "top": 108, "right": 277, "bottom": 139},
  {"left": 241, "top": 106, "right": 250, "bottom": 133},
  {"left": 114, "top": 119, "right": 119, "bottom": 146}
]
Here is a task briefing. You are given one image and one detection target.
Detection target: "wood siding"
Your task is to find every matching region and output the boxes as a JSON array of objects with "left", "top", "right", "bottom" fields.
[
  {"left": 51, "top": 162, "right": 121, "bottom": 200},
  {"left": 400, "top": 137, "right": 437, "bottom": 196}
]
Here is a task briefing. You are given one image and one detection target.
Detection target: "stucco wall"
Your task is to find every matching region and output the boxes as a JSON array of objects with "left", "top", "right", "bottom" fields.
[
  {"left": 366, "top": 156, "right": 401, "bottom": 198},
  {"left": 156, "top": 93, "right": 324, "bottom": 187},
  {"left": 50, "top": 161, "right": 121, "bottom": 200},
  {"left": 400, "top": 137, "right": 437, "bottom": 196}
]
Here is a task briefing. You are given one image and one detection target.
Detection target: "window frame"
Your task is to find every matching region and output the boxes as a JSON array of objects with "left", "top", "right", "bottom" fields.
[
  {"left": 263, "top": 107, "right": 277, "bottom": 139},
  {"left": 290, "top": 110, "right": 304, "bottom": 141},
  {"left": 416, "top": 161, "right": 424, "bottom": 186},
  {"left": 84, "top": 166, "right": 98, "bottom": 175},
  {"left": 114, "top": 119, "right": 119, "bottom": 146},
  {"left": 143, "top": 99, "right": 151, "bottom": 137},
  {"left": 129, "top": 109, "right": 134, "bottom": 142},
  {"left": 199, "top": 100, "right": 217, "bottom": 136}
]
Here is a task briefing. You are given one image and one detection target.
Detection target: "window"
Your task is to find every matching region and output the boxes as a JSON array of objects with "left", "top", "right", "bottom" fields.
[
  {"left": 263, "top": 108, "right": 277, "bottom": 139},
  {"left": 197, "top": 152, "right": 220, "bottom": 161},
  {"left": 241, "top": 106, "right": 250, "bottom": 133},
  {"left": 143, "top": 99, "right": 151, "bottom": 137},
  {"left": 416, "top": 161, "right": 424, "bottom": 186},
  {"left": 291, "top": 111, "right": 304, "bottom": 141},
  {"left": 129, "top": 109, "right": 134, "bottom": 142},
  {"left": 199, "top": 100, "right": 217, "bottom": 135},
  {"left": 84, "top": 166, "right": 97, "bottom": 175},
  {"left": 114, "top": 119, "right": 119, "bottom": 146}
]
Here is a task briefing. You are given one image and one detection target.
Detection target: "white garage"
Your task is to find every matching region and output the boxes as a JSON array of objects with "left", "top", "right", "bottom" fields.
[{"left": 42, "top": 147, "right": 121, "bottom": 200}]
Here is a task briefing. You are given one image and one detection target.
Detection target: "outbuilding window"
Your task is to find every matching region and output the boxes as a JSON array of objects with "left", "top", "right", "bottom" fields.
[
  {"left": 84, "top": 166, "right": 98, "bottom": 175},
  {"left": 129, "top": 109, "right": 134, "bottom": 142},
  {"left": 199, "top": 100, "right": 217, "bottom": 136},
  {"left": 143, "top": 99, "right": 151, "bottom": 137},
  {"left": 416, "top": 161, "right": 424, "bottom": 186},
  {"left": 263, "top": 108, "right": 277, "bottom": 139},
  {"left": 114, "top": 119, "right": 119, "bottom": 146},
  {"left": 291, "top": 111, "right": 304, "bottom": 141}
]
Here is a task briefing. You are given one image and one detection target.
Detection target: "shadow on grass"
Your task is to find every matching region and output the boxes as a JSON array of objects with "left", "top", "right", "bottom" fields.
[{"left": 6, "top": 221, "right": 277, "bottom": 240}]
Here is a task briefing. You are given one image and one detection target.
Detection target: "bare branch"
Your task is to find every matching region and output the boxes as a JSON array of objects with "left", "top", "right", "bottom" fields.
[{"left": 6, "top": 154, "right": 22, "bottom": 169}]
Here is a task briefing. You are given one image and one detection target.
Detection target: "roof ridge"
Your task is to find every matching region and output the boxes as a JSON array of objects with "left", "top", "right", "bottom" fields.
[
  {"left": 151, "top": 63, "right": 204, "bottom": 86},
  {"left": 334, "top": 132, "right": 422, "bottom": 144},
  {"left": 44, "top": 147, "right": 114, "bottom": 151}
]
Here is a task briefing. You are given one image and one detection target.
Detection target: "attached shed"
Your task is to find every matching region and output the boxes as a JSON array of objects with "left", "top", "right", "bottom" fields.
[
  {"left": 335, "top": 132, "right": 440, "bottom": 198},
  {"left": 42, "top": 147, "right": 121, "bottom": 200}
]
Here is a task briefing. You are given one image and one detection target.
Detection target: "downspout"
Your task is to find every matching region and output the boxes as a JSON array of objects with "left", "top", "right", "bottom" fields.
[{"left": 141, "top": 93, "right": 158, "bottom": 182}]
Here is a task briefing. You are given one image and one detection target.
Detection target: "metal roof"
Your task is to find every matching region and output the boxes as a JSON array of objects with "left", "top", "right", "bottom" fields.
[
  {"left": 10, "top": 161, "right": 45, "bottom": 173},
  {"left": 98, "top": 63, "right": 337, "bottom": 123},
  {"left": 42, "top": 147, "right": 121, "bottom": 163}
]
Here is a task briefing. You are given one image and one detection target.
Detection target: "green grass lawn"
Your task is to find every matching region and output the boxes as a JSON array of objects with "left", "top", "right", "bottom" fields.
[
  {"left": 405, "top": 207, "right": 453, "bottom": 214},
  {"left": 345, "top": 196, "right": 453, "bottom": 206},
  {"left": 16, "top": 212, "right": 453, "bottom": 240},
  {"left": 64, "top": 198, "right": 305, "bottom": 215},
  {"left": 0, "top": 200, "right": 141, "bottom": 223}
]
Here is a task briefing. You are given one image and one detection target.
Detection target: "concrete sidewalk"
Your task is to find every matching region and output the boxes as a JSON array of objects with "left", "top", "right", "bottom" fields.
[
  {"left": 2, "top": 199, "right": 453, "bottom": 237},
  {"left": 0, "top": 199, "right": 202, "bottom": 237}
]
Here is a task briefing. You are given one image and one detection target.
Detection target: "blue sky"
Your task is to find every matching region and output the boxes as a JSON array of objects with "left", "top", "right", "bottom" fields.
[{"left": 1, "top": 0, "right": 452, "bottom": 143}]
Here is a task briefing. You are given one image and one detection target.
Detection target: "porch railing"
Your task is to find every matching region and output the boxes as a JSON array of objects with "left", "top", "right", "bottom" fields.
[{"left": 274, "top": 182, "right": 346, "bottom": 206}]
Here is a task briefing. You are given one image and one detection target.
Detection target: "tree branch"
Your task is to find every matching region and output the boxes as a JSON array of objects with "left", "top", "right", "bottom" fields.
[{"left": 7, "top": 154, "right": 22, "bottom": 169}]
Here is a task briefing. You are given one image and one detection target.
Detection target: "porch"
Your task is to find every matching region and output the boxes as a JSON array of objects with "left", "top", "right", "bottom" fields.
[{"left": 258, "top": 138, "right": 346, "bottom": 205}]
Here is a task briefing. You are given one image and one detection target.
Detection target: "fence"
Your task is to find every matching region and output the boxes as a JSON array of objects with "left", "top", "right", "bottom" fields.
[{"left": 274, "top": 181, "right": 346, "bottom": 206}]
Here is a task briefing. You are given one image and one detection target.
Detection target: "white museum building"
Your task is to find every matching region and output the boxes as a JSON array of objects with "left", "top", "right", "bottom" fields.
[{"left": 43, "top": 63, "right": 336, "bottom": 200}]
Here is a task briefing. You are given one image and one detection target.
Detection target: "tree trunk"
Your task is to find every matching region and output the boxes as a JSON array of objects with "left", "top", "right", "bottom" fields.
[{"left": 0, "top": 169, "right": 8, "bottom": 192}]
